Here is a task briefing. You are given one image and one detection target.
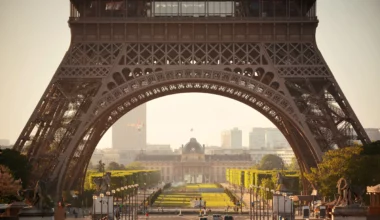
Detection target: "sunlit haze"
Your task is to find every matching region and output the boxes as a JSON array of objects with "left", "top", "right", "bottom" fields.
[{"left": 0, "top": 0, "right": 379, "bottom": 149}]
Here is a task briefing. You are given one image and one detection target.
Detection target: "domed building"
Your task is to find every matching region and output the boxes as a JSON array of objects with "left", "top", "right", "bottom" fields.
[{"left": 135, "top": 138, "right": 252, "bottom": 183}]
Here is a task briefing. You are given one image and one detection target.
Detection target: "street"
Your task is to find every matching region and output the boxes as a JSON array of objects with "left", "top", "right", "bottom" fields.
[{"left": 65, "top": 215, "right": 252, "bottom": 220}]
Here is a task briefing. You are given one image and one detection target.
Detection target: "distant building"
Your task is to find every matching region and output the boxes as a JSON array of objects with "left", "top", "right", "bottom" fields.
[
  {"left": 221, "top": 128, "right": 242, "bottom": 148},
  {"left": 89, "top": 144, "right": 173, "bottom": 166},
  {"left": 145, "top": 144, "right": 174, "bottom": 155},
  {"left": 208, "top": 147, "right": 295, "bottom": 165},
  {"left": 135, "top": 138, "right": 252, "bottom": 183},
  {"left": 221, "top": 130, "right": 231, "bottom": 148},
  {"left": 249, "top": 128, "right": 266, "bottom": 149},
  {"left": 112, "top": 104, "right": 147, "bottom": 164},
  {"left": 249, "top": 127, "right": 289, "bottom": 149},
  {"left": 365, "top": 128, "right": 380, "bottom": 142},
  {"left": 0, "top": 139, "right": 10, "bottom": 146},
  {"left": 266, "top": 128, "right": 288, "bottom": 149},
  {"left": 231, "top": 128, "right": 242, "bottom": 148}
]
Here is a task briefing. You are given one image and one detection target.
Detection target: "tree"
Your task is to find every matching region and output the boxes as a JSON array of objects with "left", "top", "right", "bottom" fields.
[
  {"left": 107, "top": 161, "right": 122, "bottom": 170},
  {"left": 0, "top": 149, "right": 31, "bottom": 188},
  {"left": 347, "top": 141, "right": 380, "bottom": 188},
  {"left": 259, "top": 178, "right": 276, "bottom": 199},
  {"left": 96, "top": 160, "right": 105, "bottom": 173},
  {"left": 0, "top": 165, "right": 22, "bottom": 203},
  {"left": 258, "top": 154, "right": 284, "bottom": 170},
  {"left": 124, "top": 162, "right": 145, "bottom": 170},
  {"left": 287, "top": 157, "right": 300, "bottom": 170},
  {"left": 305, "top": 145, "right": 363, "bottom": 199}
]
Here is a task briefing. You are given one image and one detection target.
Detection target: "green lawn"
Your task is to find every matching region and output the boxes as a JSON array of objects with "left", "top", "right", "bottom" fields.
[
  {"left": 185, "top": 183, "right": 219, "bottom": 189},
  {"left": 153, "top": 184, "right": 236, "bottom": 208}
]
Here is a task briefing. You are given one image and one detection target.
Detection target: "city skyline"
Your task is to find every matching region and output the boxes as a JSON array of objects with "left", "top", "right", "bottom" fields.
[{"left": 1, "top": 1, "right": 380, "bottom": 150}]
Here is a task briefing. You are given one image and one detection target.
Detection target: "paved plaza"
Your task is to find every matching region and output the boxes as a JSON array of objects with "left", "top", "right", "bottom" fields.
[{"left": 65, "top": 215, "right": 325, "bottom": 220}]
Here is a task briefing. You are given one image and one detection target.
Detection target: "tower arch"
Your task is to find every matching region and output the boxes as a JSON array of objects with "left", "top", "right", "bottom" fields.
[
  {"left": 12, "top": 0, "right": 370, "bottom": 198},
  {"left": 58, "top": 68, "right": 320, "bottom": 192}
]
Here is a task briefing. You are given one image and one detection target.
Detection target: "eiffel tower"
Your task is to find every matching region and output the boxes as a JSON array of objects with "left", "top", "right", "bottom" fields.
[{"left": 13, "top": 0, "right": 370, "bottom": 196}]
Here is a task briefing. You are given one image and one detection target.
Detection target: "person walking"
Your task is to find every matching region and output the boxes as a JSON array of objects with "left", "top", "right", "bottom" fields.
[{"left": 73, "top": 209, "right": 78, "bottom": 218}]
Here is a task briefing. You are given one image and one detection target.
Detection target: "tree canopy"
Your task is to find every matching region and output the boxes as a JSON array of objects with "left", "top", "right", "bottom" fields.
[
  {"left": 107, "top": 161, "right": 124, "bottom": 170},
  {"left": 96, "top": 160, "right": 106, "bottom": 173},
  {"left": 258, "top": 154, "right": 285, "bottom": 170},
  {"left": 0, "top": 149, "right": 31, "bottom": 188},
  {"left": 125, "top": 162, "right": 145, "bottom": 170},
  {"left": 0, "top": 165, "right": 22, "bottom": 203},
  {"left": 305, "top": 141, "right": 380, "bottom": 200},
  {"left": 287, "top": 157, "right": 300, "bottom": 171}
]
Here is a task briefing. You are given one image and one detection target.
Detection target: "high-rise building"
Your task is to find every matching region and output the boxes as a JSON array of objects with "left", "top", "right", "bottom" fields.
[
  {"left": 221, "top": 130, "right": 231, "bottom": 148},
  {"left": 249, "top": 128, "right": 266, "bottom": 149},
  {"left": 365, "top": 128, "right": 380, "bottom": 142},
  {"left": 112, "top": 104, "right": 147, "bottom": 150},
  {"left": 249, "top": 127, "right": 289, "bottom": 149},
  {"left": 221, "top": 128, "right": 242, "bottom": 148},
  {"left": 231, "top": 127, "right": 242, "bottom": 148},
  {"left": 266, "top": 128, "right": 288, "bottom": 149}
]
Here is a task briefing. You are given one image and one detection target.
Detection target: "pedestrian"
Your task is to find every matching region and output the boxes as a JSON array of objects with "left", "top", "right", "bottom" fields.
[{"left": 73, "top": 209, "right": 78, "bottom": 218}]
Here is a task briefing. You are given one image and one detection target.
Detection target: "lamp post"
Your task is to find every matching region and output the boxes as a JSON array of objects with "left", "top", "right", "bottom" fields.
[
  {"left": 100, "top": 193, "right": 104, "bottom": 219},
  {"left": 256, "top": 185, "right": 260, "bottom": 220},
  {"left": 199, "top": 197, "right": 202, "bottom": 216},
  {"left": 116, "top": 188, "right": 120, "bottom": 218},
  {"left": 127, "top": 185, "right": 131, "bottom": 220},
  {"left": 249, "top": 185, "right": 253, "bottom": 220},
  {"left": 143, "top": 183, "right": 147, "bottom": 213},
  {"left": 256, "top": 186, "right": 259, "bottom": 220},
  {"left": 270, "top": 190, "right": 275, "bottom": 220},
  {"left": 290, "top": 196, "right": 293, "bottom": 220},
  {"left": 282, "top": 193, "right": 287, "bottom": 220},
  {"left": 120, "top": 187, "right": 124, "bottom": 219},
  {"left": 112, "top": 189, "right": 116, "bottom": 218},
  {"left": 265, "top": 188, "right": 269, "bottom": 220},
  {"left": 260, "top": 186, "right": 263, "bottom": 220},
  {"left": 276, "top": 191, "right": 280, "bottom": 220},
  {"left": 92, "top": 195, "right": 97, "bottom": 220},
  {"left": 136, "top": 184, "right": 139, "bottom": 219},
  {"left": 106, "top": 191, "right": 111, "bottom": 219},
  {"left": 135, "top": 184, "right": 139, "bottom": 219}
]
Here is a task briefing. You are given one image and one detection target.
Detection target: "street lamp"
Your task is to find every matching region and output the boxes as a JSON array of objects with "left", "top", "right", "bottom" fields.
[
  {"left": 112, "top": 189, "right": 116, "bottom": 218},
  {"left": 120, "top": 187, "right": 124, "bottom": 219},
  {"left": 276, "top": 191, "right": 280, "bottom": 219},
  {"left": 130, "top": 185, "right": 134, "bottom": 220},
  {"left": 282, "top": 193, "right": 286, "bottom": 219},
  {"left": 259, "top": 186, "right": 263, "bottom": 220},
  {"left": 127, "top": 185, "right": 131, "bottom": 220},
  {"left": 255, "top": 185, "right": 259, "bottom": 220},
  {"left": 135, "top": 184, "right": 139, "bottom": 219},
  {"left": 116, "top": 188, "right": 120, "bottom": 218},
  {"left": 270, "top": 189, "right": 275, "bottom": 220},
  {"left": 106, "top": 191, "right": 111, "bottom": 218},
  {"left": 116, "top": 188, "right": 120, "bottom": 202},
  {"left": 143, "top": 183, "right": 147, "bottom": 213},
  {"left": 265, "top": 188, "right": 269, "bottom": 220},
  {"left": 199, "top": 197, "right": 203, "bottom": 216},
  {"left": 100, "top": 193, "right": 104, "bottom": 219},
  {"left": 92, "top": 195, "right": 97, "bottom": 220},
  {"left": 290, "top": 196, "right": 293, "bottom": 220},
  {"left": 249, "top": 185, "right": 253, "bottom": 220}
]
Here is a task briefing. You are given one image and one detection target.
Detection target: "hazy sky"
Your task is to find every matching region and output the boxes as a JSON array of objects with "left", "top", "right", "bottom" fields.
[{"left": 0, "top": 1, "right": 379, "bottom": 149}]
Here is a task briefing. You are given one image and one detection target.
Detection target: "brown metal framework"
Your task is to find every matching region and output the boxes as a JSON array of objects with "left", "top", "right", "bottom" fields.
[{"left": 13, "top": 0, "right": 369, "bottom": 198}]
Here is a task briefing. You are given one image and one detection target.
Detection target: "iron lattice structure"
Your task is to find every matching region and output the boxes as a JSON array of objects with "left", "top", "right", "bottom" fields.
[{"left": 13, "top": 0, "right": 369, "bottom": 197}]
